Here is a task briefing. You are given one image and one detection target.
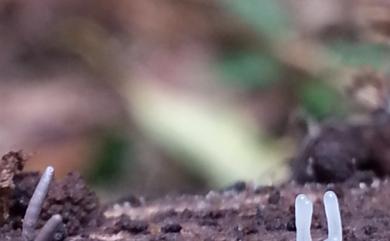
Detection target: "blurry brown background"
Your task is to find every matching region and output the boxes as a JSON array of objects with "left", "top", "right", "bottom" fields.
[{"left": 0, "top": 0, "right": 389, "bottom": 200}]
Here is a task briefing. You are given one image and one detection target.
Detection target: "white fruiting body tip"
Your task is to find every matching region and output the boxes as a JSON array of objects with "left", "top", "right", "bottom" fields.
[
  {"left": 295, "top": 194, "right": 313, "bottom": 241},
  {"left": 295, "top": 191, "right": 342, "bottom": 241},
  {"left": 46, "top": 166, "right": 54, "bottom": 175}
]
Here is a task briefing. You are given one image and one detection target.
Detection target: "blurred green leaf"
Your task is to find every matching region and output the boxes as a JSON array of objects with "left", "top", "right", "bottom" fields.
[
  {"left": 128, "top": 82, "right": 289, "bottom": 187},
  {"left": 299, "top": 81, "right": 345, "bottom": 120},
  {"left": 87, "top": 131, "right": 131, "bottom": 185},
  {"left": 221, "top": 0, "right": 291, "bottom": 39},
  {"left": 217, "top": 52, "right": 281, "bottom": 89},
  {"left": 329, "top": 42, "right": 390, "bottom": 70}
]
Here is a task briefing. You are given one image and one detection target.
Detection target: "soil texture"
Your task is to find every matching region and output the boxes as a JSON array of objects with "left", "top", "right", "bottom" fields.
[{"left": 0, "top": 152, "right": 389, "bottom": 240}]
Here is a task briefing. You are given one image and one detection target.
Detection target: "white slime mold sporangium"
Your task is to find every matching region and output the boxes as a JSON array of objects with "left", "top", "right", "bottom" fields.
[{"left": 295, "top": 191, "right": 342, "bottom": 241}]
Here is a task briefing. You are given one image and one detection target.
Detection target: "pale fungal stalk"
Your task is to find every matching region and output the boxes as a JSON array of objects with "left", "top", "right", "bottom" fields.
[
  {"left": 22, "top": 166, "right": 64, "bottom": 241},
  {"left": 23, "top": 166, "right": 54, "bottom": 241},
  {"left": 34, "top": 214, "right": 64, "bottom": 241},
  {"left": 295, "top": 191, "right": 342, "bottom": 241}
]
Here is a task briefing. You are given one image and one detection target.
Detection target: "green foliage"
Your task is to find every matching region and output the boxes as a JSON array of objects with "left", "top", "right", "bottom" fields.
[
  {"left": 221, "top": 0, "right": 291, "bottom": 39},
  {"left": 299, "top": 81, "right": 345, "bottom": 120},
  {"left": 87, "top": 131, "right": 131, "bottom": 185},
  {"left": 217, "top": 51, "right": 281, "bottom": 89},
  {"left": 329, "top": 42, "right": 390, "bottom": 70}
]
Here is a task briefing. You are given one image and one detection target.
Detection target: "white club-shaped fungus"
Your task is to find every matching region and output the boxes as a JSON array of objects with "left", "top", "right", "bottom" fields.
[
  {"left": 295, "top": 194, "right": 313, "bottom": 241},
  {"left": 295, "top": 191, "right": 342, "bottom": 241},
  {"left": 324, "top": 191, "right": 342, "bottom": 241},
  {"left": 22, "top": 166, "right": 64, "bottom": 241},
  {"left": 23, "top": 166, "right": 55, "bottom": 241}
]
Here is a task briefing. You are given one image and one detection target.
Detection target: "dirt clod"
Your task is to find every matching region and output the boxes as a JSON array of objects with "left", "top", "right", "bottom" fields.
[
  {"left": 42, "top": 172, "right": 99, "bottom": 236},
  {"left": 116, "top": 216, "right": 148, "bottom": 234},
  {"left": 161, "top": 223, "right": 182, "bottom": 233},
  {"left": 0, "top": 151, "right": 26, "bottom": 224}
]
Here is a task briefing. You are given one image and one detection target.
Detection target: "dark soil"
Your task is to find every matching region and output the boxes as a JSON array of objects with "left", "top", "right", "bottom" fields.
[
  {"left": 97, "top": 174, "right": 390, "bottom": 241},
  {"left": 0, "top": 154, "right": 388, "bottom": 241}
]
